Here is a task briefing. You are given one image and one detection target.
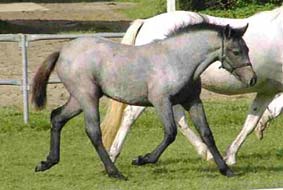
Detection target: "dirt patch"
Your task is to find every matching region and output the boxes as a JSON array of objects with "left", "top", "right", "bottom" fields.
[
  {"left": 0, "top": 2, "right": 134, "bottom": 33},
  {"left": 0, "top": 3, "right": 48, "bottom": 12},
  {"left": 0, "top": 2, "right": 133, "bottom": 21}
]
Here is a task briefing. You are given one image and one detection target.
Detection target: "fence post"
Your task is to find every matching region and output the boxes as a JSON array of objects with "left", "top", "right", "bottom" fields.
[
  {"left": 20, "top": 34, "right": 29, "bottom": 124},
  {"left": 167, "top": 0, "right": 176, "bottom": 12}
]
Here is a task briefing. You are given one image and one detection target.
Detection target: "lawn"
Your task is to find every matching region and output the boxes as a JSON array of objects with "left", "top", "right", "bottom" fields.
[
  {"left": 115, "top": 0, "right": 279, "bottom": 19},
  {"left": 1, "top": 97, "right": 283, "bottom": 190}
]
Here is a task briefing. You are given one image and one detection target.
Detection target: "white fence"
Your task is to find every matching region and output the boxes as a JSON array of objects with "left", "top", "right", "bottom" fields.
[
  {"left": 167, "top": 0, "right": 176, "bottom": 12},
  {"left": 0, "top": 33, "right": 124, "bottom": 124}
]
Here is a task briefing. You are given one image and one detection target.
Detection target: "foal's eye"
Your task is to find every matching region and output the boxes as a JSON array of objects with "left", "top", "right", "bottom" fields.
[{"left": 233, "top": 50, "right": 240, "bottom": 56}]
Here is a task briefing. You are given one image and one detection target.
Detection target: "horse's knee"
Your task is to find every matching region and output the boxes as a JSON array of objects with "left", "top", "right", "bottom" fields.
[
  {"left": 50, "top": 107, "right": 66, "bottom": 131},
  {"left": 200, "top": 128, "right": 215, "bottom": 144}
]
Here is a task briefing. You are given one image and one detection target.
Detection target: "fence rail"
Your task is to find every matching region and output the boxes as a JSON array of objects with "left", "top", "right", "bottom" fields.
[
  {"left": 27, "top": 33, "right": 125, "bottom": 41},
  {"left": 0, "top": 32, "right": 125, "bottom": 124},
  {"left": 0, "top": 79, "right": 21, "bottom": 86}
]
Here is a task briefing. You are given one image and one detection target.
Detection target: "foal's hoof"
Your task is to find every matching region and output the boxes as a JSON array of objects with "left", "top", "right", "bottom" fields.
[
  {"left": 220, "top": 168, "right": 234, "bottom": 177},
  {"left": 35, "top": 161, "right": 55, "bottom": 172},
  {"left": 132, "top": 153, "right": 152, "bottom": 166},
  {"left": 132, "top": 156, "right": 146, "bottom": 165},
  {"left": 108, "top": 172, "right": 127, "bottom": 181}
]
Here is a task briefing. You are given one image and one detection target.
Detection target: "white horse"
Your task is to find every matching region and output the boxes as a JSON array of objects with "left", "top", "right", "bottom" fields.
[{"left": 101, "top": 7, "right": 283, "bottom": 165}]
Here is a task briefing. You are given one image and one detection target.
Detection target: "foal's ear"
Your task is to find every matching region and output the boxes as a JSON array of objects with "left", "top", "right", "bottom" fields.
[
  {"left": 228, "top": 23, "right": 249, "bottom": 38},
  {"left": 223, "top": 24, "right": 232, "bottom": 39},
  {"left": 235, "top": 23, "right": 249, "bottom": 37}
]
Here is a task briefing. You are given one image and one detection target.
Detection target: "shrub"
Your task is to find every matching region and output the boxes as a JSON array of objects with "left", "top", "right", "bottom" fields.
[{"left": 178, "top": 0, "right": 282, "bottom": 11}]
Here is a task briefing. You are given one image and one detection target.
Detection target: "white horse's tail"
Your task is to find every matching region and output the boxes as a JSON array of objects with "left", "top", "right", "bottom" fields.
[
  {"left": 101, "top": 19, "right": 144, "bottom": 150},
  {"left": 121, "top": 19, "right": 144, "bottom": 44}
]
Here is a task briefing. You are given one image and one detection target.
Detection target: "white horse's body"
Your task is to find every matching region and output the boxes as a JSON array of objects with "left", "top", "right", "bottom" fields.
[{"left": 108, "top": 8, "right": 283, "bottom": 165}]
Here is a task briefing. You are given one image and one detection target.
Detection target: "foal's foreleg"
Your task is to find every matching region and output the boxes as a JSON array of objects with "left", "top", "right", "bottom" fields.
[
  {"left": 35, "top": 97, "right": 82, "bottom": 172},
  {"left": 109, "top": 104, "right": 211, "bottom": 163},
  {"left": 182, "top": 99, "right": 233, "bottom": 177},
  {"left": 132, "top": 99, "right": 177, "bottom": 165}
]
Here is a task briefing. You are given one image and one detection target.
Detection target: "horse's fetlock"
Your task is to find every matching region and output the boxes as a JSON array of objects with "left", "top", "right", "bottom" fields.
[
  {"left": 166, "top": 133, "right": 176, "bottom": 143},
  {"left": 201, "top": 129, "right": 212, "bottom": 139},
  {"left": 47, "top": 156, "right": 59, "bottom": 164}
]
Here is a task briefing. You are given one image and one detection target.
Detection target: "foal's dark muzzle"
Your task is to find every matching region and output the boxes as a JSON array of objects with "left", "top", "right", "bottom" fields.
[{"left": 234, "top": 64, "right": 257, "bottom": 87}]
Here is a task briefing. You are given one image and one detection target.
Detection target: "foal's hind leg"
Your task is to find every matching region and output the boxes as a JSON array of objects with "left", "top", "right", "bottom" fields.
[
  {"left": 79, "top": 91, "right": 126, "bottom": 180},
  {"left": 132, "top": 98, "right": 177, "bottom": 165},
  {"left": 35, "top": 97, "right": 82, "bottom": 172},
  {"left": 182, "top": 99, "right": 233, "bottom": 177}
]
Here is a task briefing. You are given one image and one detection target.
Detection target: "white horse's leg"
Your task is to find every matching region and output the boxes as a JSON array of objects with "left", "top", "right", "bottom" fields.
[
  {"left": 173, "top": 105, "right": 212, "bottom": 160},
  {"left": 109, "top": 105, "right": 146, "bottom": 162},
  {"left": 225, "top": 94, "right": 274, "bottom": 165},
  {"left": 255, "top": 93, "right": 283, "bottom": 139}
]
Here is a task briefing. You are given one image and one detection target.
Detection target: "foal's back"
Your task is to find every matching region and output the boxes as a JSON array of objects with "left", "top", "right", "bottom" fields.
[{"left": 57, "top": 37, "right": 180, "bottom": 105}]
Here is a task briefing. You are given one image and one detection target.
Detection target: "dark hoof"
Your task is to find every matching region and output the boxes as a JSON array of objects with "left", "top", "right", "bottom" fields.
[
  {"left": 132, "top": 153, "right": 153, "bottom": 166},
  {"left": 220, "top": 168, "right": 234, "bottom": 177},
  {"left": 35, "top": 161, "right": 56, "bottom": 172},
  {"left": 108, "top": 172, "right": 128, "bottom": 180},
  {"left": 132, "top": 155, "right": 147, "bottom": 165}
]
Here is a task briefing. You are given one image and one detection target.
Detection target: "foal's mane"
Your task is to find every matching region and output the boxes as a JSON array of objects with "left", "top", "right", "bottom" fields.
[{"left": 167, "top": 21, "right": 225, "bottom": 38}]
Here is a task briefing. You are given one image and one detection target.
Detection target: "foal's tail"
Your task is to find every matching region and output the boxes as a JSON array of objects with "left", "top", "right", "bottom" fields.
[
  {"left": 101, "top": 19, "right": 144, "bottom": 150},
  {"left": 31, "top": 51, "right": 60, "bottom": 110}
]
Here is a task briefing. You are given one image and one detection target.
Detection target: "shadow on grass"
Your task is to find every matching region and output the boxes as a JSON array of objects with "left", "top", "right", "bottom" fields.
[
  {"left": 160, "top": 156, "right": 203, "bottom": 165},
  {"left": 136, "top": 151, "right": 283, "bottom": 179},
  {"left": 234, "top": 165, "right": 283, "bottom": 176},
  {"left": 229, "top": 152, "right": 283, "bottom": 176},
  {"left": 0, "top": 19, "right": 130, "bottom": 34}
]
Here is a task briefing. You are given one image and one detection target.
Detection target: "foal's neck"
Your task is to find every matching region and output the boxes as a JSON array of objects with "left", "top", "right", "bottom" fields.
[
  {"left": 192, "top": 50, "right": 219, "bottom": 80},
  {"left": 172, "top": 31, "right": 222, "bottom": 81}
]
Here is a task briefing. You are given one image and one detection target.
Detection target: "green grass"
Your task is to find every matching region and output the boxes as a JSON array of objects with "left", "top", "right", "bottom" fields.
[
  {"left": 1, "top": 98, "right": 283, "bottom": 189},
  {"left": 115, "top": 0, "right": 166, "bottom": 19},
  {"left": 200, "top": 3, "right": 278, "bottom": 18},
  {"left": 115, "top": 0, "right": 279, "bottom": 19}
]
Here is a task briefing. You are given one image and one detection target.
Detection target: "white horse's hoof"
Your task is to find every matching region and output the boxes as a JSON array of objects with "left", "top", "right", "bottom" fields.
[
  {"left": 206, "top": 151, "right": 213, "bottom": 161},
  {"left": 196, "top": 144, "right": 209, "bottom": 160},
  {"left": 254, "top": 127, "right": 263, "bottom": 140},
  {"left": 110, "top": 156, "right": 116, "bottom": 163},
  {"left": 224, "top": 155, "right": 236, "bottom": 166},
  {"left": 196, "top": 144, "right": 214, "bottom": 161}
]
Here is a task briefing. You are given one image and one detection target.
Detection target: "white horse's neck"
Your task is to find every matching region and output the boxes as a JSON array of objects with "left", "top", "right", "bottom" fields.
[
  {"left": 135, "top": 11, "right": 247, "bottom": 45},
  {"left": 249, "top": 6, "right": 283, "bottom": 21},
  {"left": 201, "top": 14, "right": 247, "bottom": 27},
  {"left": 136, "top": 7, "right": 283, "bottom": 46}
]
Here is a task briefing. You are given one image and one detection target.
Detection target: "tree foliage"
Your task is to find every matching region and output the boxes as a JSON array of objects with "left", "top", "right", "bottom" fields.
[{"left": 179, "top": 0, "right": 282, "bottom": 11}]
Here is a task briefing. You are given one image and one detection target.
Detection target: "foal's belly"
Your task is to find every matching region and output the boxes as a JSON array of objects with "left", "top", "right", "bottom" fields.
[{"left": 100, "top": 81, "right": 152, "bottom": 106}]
